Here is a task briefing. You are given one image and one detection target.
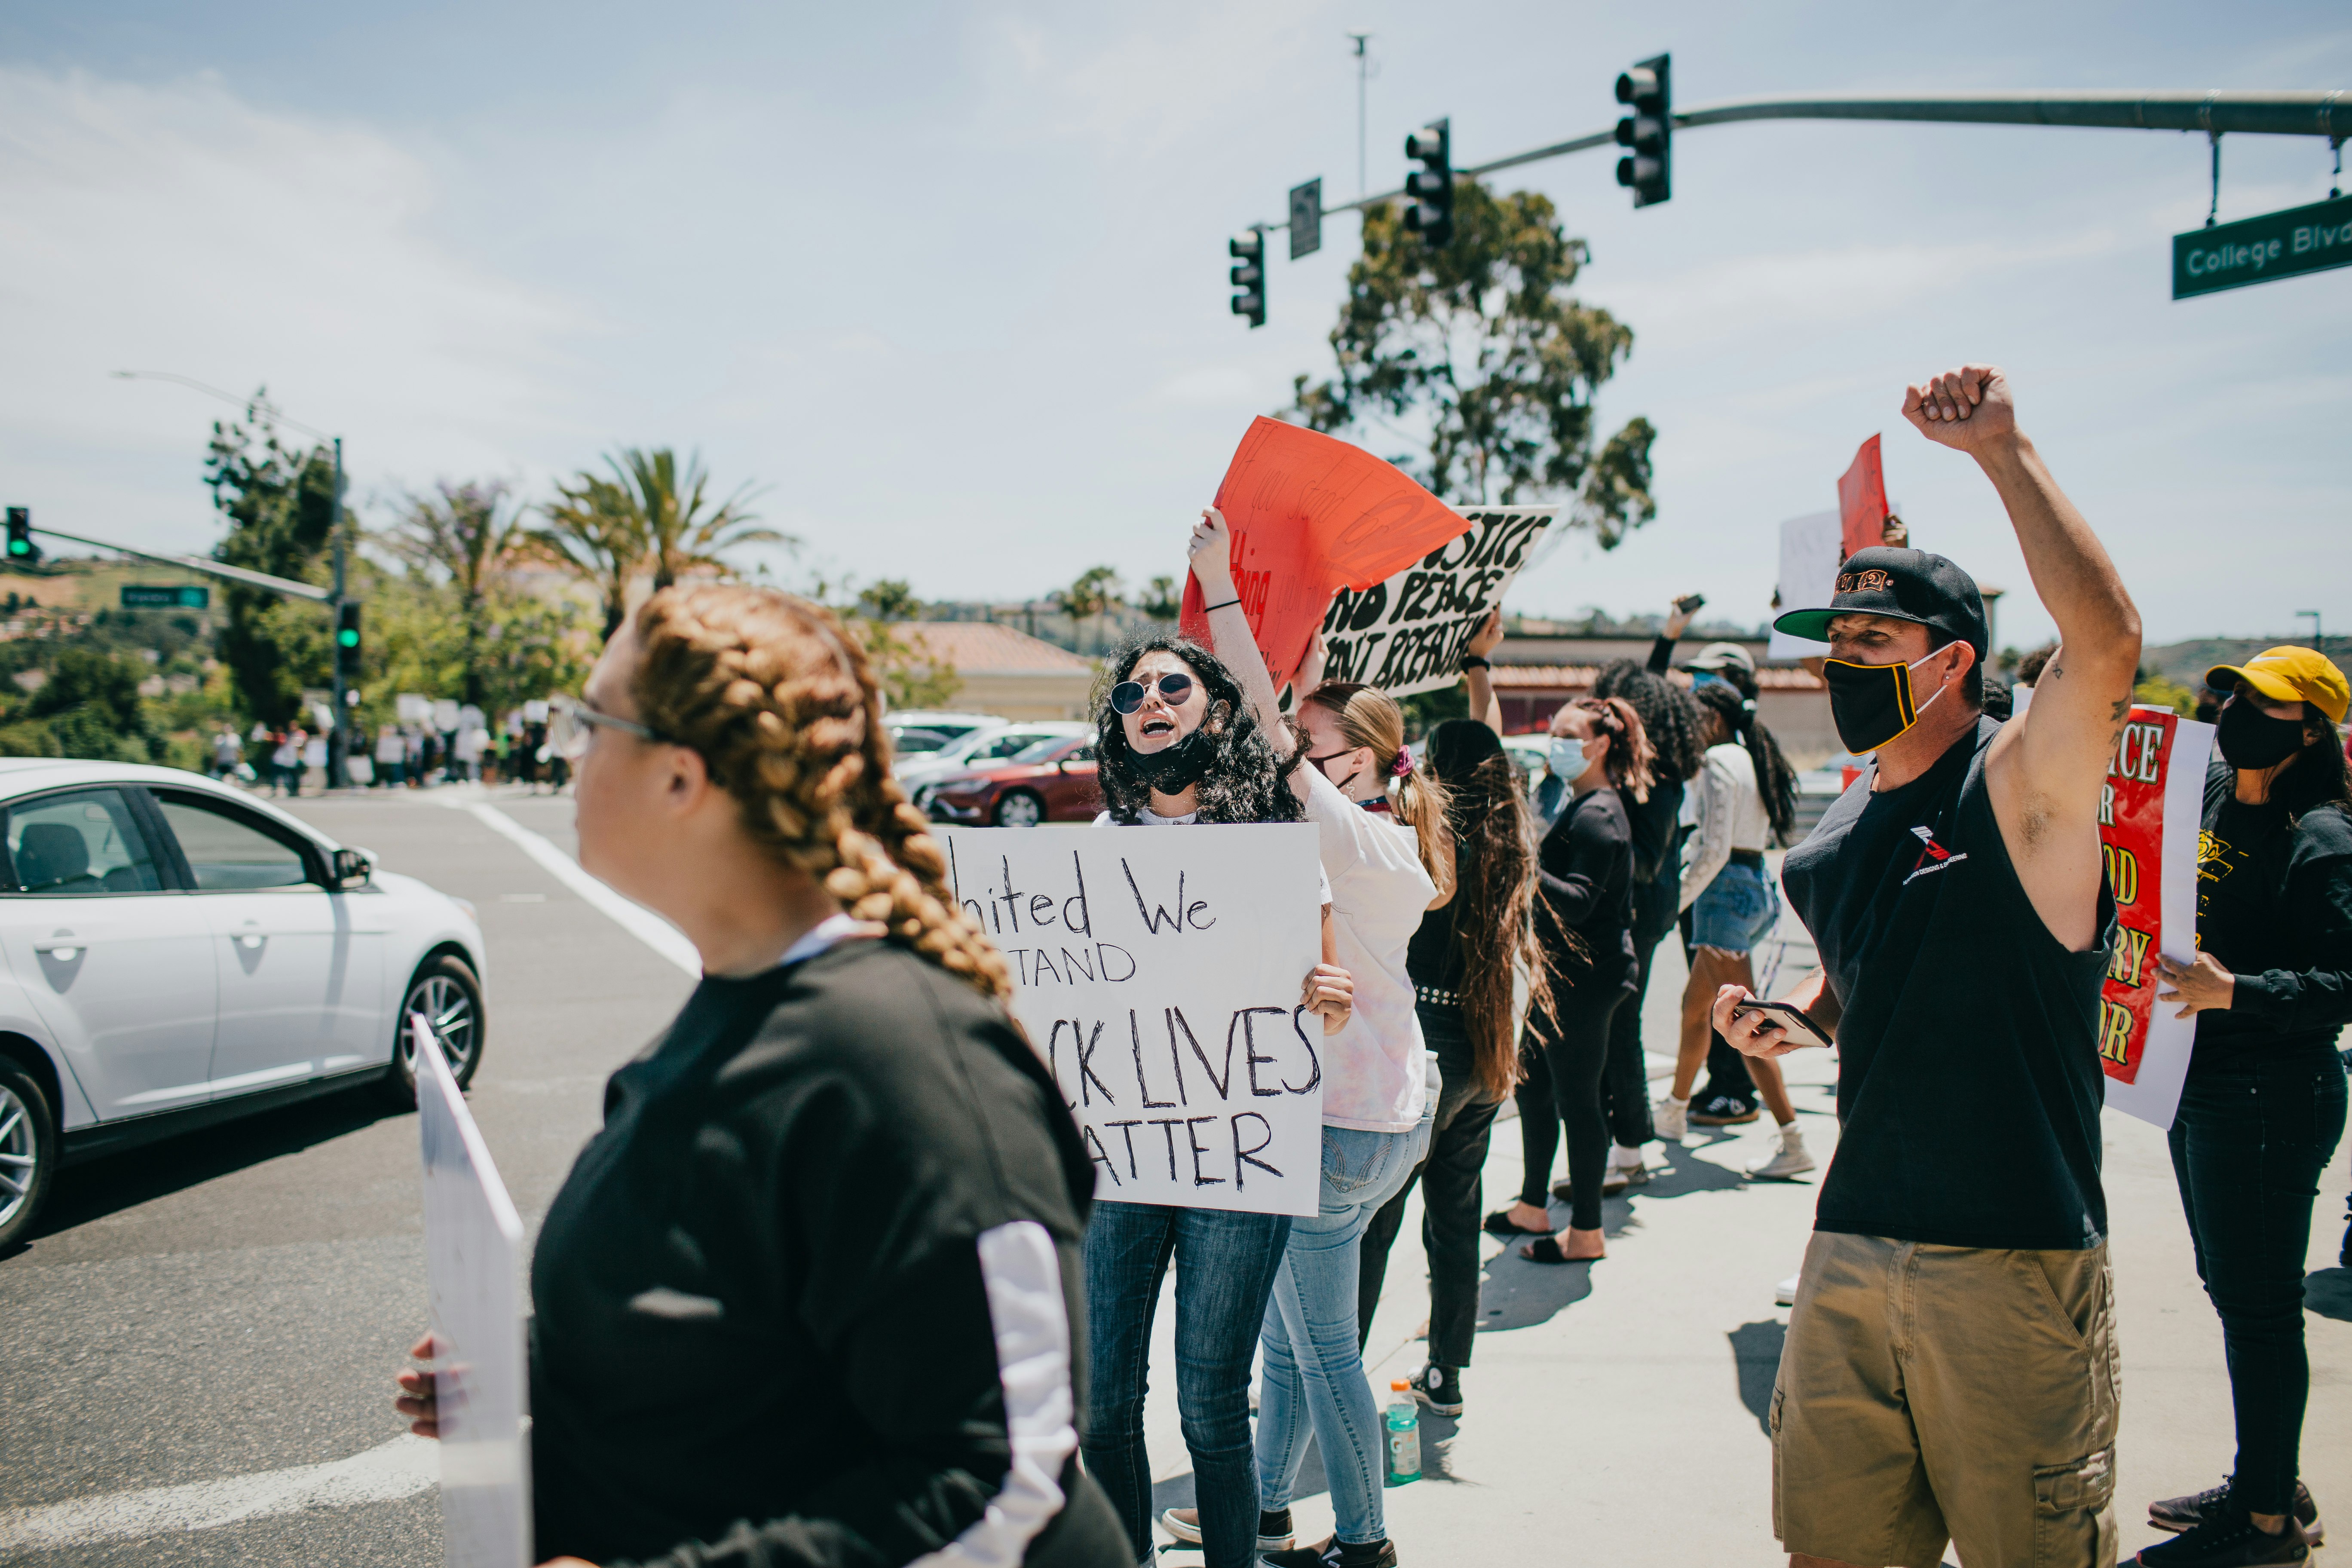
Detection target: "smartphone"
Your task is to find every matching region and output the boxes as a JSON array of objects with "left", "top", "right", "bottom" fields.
[
  {"left": 1673, "top": 593, "right": 1706, "bottom": 615},
  {"left": 1730, "top": 998, "right": 1834, "bottom": 1048}
]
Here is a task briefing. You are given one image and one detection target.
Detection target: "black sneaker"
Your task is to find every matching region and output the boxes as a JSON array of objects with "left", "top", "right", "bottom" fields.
[
  {"left": 1155, "top": 1505, "right": 1293, "bottom": 1551},
  {"left": 2137, "top": 1510, "right": 2309, "bottom": 1566},
  {"left": 2150, "top": 1479, "right": 2323, "bottom": 1546},
  {"left": 1688, "top": 1093, "right": 1759, "bottom": 1126},
  {"left": 1410, "top": 1363, "right": 1464, "bottom": 1417},
  {"left": 1262, "top": 1536, "right": 1399, "bottom": 1568}
]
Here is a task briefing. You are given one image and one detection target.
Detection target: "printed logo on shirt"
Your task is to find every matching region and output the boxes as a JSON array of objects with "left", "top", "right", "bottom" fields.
[
  {"left": 2194, "top": 827, "right": 2249, "bottom": 924},
  {"left": 1901, "top": 824, "right": 1970, "bottom": 885}
]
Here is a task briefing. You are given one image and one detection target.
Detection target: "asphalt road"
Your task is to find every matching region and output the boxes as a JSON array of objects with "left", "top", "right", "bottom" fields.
[{"left": 0, "top": 785, "right": 694, "bottom": 1567}]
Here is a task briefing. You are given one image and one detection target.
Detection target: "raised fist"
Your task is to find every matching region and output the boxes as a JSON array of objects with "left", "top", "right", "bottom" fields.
[{"left": 1900, "top": 364, "right": 2017, "bottom": 454}]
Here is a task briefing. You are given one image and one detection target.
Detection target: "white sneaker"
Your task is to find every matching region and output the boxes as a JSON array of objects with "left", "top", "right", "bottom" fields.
[
  {"left": 1652, "top": 1094, "right": 1689, "bottom": 1142},
  {"left": 1774, "top": 1273, "right": 1800, "bottom": 1307},
  {"left": 1746, "top": 1124, "right": 1816, "bottom": 1180}
]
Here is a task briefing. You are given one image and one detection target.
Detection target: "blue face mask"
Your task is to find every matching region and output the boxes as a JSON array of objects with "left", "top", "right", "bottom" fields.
[{"left": 1548, "top": 736, "right": 1589, "bottom": 780}]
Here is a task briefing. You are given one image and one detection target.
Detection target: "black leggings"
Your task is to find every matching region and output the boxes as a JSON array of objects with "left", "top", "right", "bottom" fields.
[{"left": 1514, "top": 983, "right": 1633, "bottom": 1232}]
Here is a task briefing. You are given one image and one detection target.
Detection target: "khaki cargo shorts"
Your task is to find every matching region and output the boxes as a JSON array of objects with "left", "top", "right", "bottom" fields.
[{"left": 1772, "top": 1231, "right": 2121, "bottom": 1568}]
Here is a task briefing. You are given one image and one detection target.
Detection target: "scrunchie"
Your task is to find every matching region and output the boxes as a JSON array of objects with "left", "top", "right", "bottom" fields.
[{"left": 1389, "top": 749, "right": 1415, "bottom": 778}]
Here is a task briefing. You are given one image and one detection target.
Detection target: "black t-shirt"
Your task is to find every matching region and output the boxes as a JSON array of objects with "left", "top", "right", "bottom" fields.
[
  {"left": 528, "top": 939, "right": 1125, "bottom": 1568},
  {"left": 1534, "top": 786, "right": 1638, "bottom": 997},
  {"left": 1408, "top": 827, "right": 1477, "bottom": 992},
  {"left": 2193, "top": 759, "right": 2352, "bottom": 1057},
  {"left": 1781, "top": 718, "right": 2116, "bottom": 1251}
]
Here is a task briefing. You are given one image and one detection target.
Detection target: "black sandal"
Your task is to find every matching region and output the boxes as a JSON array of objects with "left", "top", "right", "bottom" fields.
[
  {"left": 1483, "top": 1208, "right": 1550, "bottom": 1237},
  {"left": 1520, "top": 1236, "right": 1602, "bottom": 1265}
]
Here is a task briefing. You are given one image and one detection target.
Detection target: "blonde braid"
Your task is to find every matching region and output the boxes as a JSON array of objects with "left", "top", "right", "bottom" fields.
[{"left": 630, "top": 585, "right": 1015, "bottom": 1005}]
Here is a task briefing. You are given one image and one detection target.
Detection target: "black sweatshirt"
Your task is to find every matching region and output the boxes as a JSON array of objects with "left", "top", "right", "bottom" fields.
[
  {"left": 528, "top": 938, "right": 1128, "bottom": 1568},
  {"left": 2193, "top": 760, "right": 2352, "bottom": 1057},
  {"left": 1533, "top": 786, "right": 1637, "bottom": 997}
]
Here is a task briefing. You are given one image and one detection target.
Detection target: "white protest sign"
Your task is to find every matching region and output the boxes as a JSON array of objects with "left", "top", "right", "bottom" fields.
[
  {"left": 1317, "top": 505, "right": 1560, "bottom": 698},
  {"left": 937, "top": 824, "right": 1326, "bottom": 1216},
  {"left": 1768, "top": 509, "right": 1843, "bottom": 661},
  {"left": 415, "top": 1015, "right": 531, "bottom": 1568}
]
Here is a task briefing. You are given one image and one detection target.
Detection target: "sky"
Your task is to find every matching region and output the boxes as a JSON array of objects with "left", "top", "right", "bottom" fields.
[{"left": 0, "top": 1, "right": 2346, "bottom": 653}]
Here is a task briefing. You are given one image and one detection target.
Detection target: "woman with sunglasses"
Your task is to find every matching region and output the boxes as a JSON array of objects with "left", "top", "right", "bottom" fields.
[
  {"left": 393, "top": 585, "right": 1127, "bottom": 1568},
  {"left": 1084, "top": 629, "right": 1358, "bottom": 1568},
  {"left": 1180, "top": 508, "right": 1442, "bottom": 1568}
]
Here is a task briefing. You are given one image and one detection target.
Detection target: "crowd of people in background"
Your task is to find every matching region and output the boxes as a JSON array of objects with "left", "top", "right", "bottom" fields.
[{"left": 205, "top": 709, "right": 567, "bottom": 795}]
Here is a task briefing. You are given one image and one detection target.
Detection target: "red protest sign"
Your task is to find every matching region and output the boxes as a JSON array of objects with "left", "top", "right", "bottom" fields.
[
  {"left": 2090, "top": 704, "right": 2215, "bottom": 1129},
  {"left": 1837, "top": 435, "right": 1889, "bottom": 560},
  {"left": 1181, "top": 418, "right": 1467, "bottom": 690}
]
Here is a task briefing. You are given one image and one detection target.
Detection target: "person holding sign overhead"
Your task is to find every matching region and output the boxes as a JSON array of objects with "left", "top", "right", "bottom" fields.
[
  {"left": 1190, "top": 507, "right": 1444, "bottom": 1568},
  {"left": 2134, "top": 647, "right": 2350, "bottom": 1566},
  {"left": 393, "top": 584, "right": 1128, "bottom": 1568},
  {"left": 1082, "top": 627, "right": 1357, "bottom": 1568}
]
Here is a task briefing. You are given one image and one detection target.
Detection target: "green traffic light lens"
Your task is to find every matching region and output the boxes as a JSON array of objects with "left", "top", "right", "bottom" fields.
[{"left": 338, "top": 629, "right": 359, "bottom": 647}]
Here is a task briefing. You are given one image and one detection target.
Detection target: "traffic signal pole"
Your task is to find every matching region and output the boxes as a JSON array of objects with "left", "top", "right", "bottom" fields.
[
  {"left": 329, "top": 436, "right": 349, "bottom": 788},
  {"left": 9, "top": 520, "right": 331, "bottom": 601}
]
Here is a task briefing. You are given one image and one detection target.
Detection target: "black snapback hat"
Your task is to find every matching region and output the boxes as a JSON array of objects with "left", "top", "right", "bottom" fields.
[{"left": 1772, "top": 546, "right": 1988, "bottom": 655}]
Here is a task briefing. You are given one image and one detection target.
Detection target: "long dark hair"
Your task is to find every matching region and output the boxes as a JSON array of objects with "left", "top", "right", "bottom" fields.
[
  {"left": 1572, "top": 695, "right": 1654, "bottom": 802},
  {"left": 1427, "top": 721, "right": 1553, "bottom": 1101},
  {"left": 1595, "top": 660, "right": 1706, "bottom": 783},
  {"left": 1691, "top": 679, "right": 1799, "bottom": 845},
  {"left": 2271, "top": 701, "right": 2352, "bottom": 828},
  {"left": 1093, "top": 632, "right": 1305, "bottom": 824}
]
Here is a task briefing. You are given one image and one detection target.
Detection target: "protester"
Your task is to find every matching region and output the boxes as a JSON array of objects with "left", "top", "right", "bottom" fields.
[
  {"left": 1658, "top": 679, "right": 1815, "bottom": 1180},
  {"left": 1082, "top": 623, "right": 1356, "bottom": 1568},
  {"left": 392, "top": 583, "right": 1127, "bottom": 1568},
  {"left": 1716, "top": 364, "right": 2139, "bottom": 1568},
  {"left": 2135, "top": 646, "right": 2351, "bottom": 1566},
  {"left": 210, "top": 724, "right": 243, "bottom": 781},
  {"left": 1191, "top": 510, "right": 1439, "bottom": 1568},
  {"left": 1488, "top": 695, "right": 1651, "bottom": 1265},
  {"left": 373, "top": 724, "right": 405, "bottom": 787},
  {"left": 273, "top": 727, "right": 304, "bottom": 796},
  {"left": 1356, "top": 707, "right": 1553, "bottom": 1421}
]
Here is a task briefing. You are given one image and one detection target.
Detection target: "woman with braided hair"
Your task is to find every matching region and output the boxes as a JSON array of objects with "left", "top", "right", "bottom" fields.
[{"left": 392, "top": 584, "right": 1127, "bottom": 1568}]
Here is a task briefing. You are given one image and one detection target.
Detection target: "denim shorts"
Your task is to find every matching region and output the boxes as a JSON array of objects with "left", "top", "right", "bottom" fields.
[{"left": 1690, "top": 858, "right": 1779, "bottom": 953}]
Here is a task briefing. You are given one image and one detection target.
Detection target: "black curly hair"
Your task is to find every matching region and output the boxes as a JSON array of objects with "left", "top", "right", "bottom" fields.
[
  {"left": 1093, "top": 631, "right": 1307, "bottom": 825},
  {"left": 1593, "top": 658, "right": 1707, "bottom": 784},
  {"left": 1690, "top": 679, "right": 1800, "bottom": 846}
]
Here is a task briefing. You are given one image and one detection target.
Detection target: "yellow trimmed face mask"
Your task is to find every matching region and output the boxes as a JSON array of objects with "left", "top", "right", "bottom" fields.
[{"left": 1822, "top": 646, "right": 1960, "bottom": 754}]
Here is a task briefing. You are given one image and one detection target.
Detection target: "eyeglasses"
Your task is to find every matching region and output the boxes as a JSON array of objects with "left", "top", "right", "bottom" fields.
[
  {"left": 1109, "top": 673, "right": 1194, "bottom": 715},
  {"left": 547, "top": 694, "right": 672, "bottom": 760}
]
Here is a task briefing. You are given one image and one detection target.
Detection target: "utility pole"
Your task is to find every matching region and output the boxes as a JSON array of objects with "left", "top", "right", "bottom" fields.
[
  {"left": 329, "top": 437, "right": 348, "bottom": 788},
  {"left": 2298, "top": 609, "right": 2323, "bottom": 652},
  {"left": 1348, "top": 33, "right": 1372, "bottom": 196}
]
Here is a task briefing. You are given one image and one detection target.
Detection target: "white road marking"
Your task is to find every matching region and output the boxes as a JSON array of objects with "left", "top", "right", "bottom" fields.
[
  {"left": 0, "top": 1436, "right": 437, "bottom": 1551},
  {"left": 451, "top": 802, "right": 701, "bottom": 977}
]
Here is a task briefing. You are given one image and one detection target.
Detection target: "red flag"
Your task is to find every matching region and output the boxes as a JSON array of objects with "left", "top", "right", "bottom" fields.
[
  {"left": 1837, "top": 435, "right": 1890, "bottom": 560},
  {"left": 1179, "top": 418, "right": 1467, "bottom": 689}
]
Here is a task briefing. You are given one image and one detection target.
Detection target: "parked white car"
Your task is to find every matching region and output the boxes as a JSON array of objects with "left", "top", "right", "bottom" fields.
[
  {"left": 882, "top": 711, "right": 1004, "bottom": 756},
  {"left": 0, "top": 761, "right": 486, "bottom": 1248},
  {"left": 894, "top": 721, "right": 1090, "bottom": 795}
]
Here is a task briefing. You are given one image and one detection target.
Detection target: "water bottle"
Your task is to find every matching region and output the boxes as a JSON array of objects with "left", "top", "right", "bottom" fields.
[{"left": 1384, "top": 1380, "right": 1421, "bottom": 1485}]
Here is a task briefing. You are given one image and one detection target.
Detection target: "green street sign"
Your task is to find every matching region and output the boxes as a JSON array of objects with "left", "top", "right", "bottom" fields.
[
  {"left": 121, "top": 584, "right": 210, "bottom": 609},
  {"left": 2174, "top": 193, "right": 2352, "bottom": 299}
]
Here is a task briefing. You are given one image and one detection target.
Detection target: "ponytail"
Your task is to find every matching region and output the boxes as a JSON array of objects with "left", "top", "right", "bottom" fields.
[{"left": 1303, "top": 681, "right": 1455, "bottom": 899}]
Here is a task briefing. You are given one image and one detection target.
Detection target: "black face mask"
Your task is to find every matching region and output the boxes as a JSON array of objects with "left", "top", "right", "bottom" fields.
[
  {"left": 1127, "top": 724, "right": 1216, "bottom": 793},
  {"left": 1822, "top": 650, "right": 1952, "bottom": 754},
  {"left": 2215, "top": 699, "right": 2308, "bottom": 771}
]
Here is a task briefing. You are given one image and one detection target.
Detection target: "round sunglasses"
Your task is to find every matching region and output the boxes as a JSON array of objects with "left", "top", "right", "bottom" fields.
[{"left": 1109, "top": 673, "right": 1194, "bottom": 715}]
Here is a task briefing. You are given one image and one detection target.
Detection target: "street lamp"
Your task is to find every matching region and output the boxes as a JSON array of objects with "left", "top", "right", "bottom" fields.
[
  {"left": 114, "top": 371, "right": 353, "bottom": 787},
  {"left": 2297, "top": 610, "right": 2323, "bottom": 652}
]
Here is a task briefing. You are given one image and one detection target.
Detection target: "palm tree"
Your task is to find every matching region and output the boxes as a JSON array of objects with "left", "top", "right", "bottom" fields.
[
  {"left": 386, "top": 481, "right": 529, "bottom": 704},
  {"left": 1051, "top": 566, "right": 1124, "bottom": 653},
  {"left": 531, "top": 474, "right": 647, "bottom": 641},
  {"left": 608, "top": 447, "right": 788, "bottom": 590}
]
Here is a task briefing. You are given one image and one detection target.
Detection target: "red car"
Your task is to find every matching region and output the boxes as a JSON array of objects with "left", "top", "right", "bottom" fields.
[{"left": 922, "top": 735, "right": 1101, "bottom": 827}]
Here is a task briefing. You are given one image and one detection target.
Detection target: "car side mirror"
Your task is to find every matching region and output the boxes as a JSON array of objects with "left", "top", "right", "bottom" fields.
[{"left": 331, "top": 848, "right": 373, "bottom": 888}]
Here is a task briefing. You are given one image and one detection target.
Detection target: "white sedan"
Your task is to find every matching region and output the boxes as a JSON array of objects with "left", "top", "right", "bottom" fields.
[{"left": 0, "top": 761, "right": 486, "bottom": 1248}]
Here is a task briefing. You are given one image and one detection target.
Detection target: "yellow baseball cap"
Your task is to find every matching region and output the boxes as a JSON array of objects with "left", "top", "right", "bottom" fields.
[{"left": 2205, "top": 646, "right": 2349, "bottom": 726}]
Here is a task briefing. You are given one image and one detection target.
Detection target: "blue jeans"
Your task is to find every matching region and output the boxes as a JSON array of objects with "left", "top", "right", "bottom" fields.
[
  {"left": 1082, "top": 1201, "right": 1291, "bottom": 1568},
  {"left": 1688, "top": 857, "right": 1779, "bottom": 952},
  {"left": 1255, "top": 1115, "right": 1435, "bottom": 1546}
]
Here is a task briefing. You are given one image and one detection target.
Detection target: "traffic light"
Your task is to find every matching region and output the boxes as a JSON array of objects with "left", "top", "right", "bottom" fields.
[
  {"left": 1615, "top": 54, "right": 1671, "bottom": 207},
  {"left": 5, "top": 508, "right": 37, "bottom": 567},
  {"left": 1403, "top": 118, "right": 1454, "bottom": 249},
  {"left": 1229, "top": 227, "right": 1266, "bottom": 328},
  {"left": 335, "top": 600, "right": 362, "bottom": 675}
]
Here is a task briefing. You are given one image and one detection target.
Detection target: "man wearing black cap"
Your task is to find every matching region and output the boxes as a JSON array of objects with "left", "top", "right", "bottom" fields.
[{"left": 1713, "top": 365, "right": 2144, "bottom": 1568}]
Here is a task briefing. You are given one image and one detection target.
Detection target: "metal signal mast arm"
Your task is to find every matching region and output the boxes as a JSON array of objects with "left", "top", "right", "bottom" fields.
[{"left": 24, "top": 524, "right": 331, "bottom": 602}]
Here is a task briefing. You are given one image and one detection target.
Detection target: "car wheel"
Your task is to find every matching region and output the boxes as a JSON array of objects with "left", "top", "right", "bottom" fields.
[
  {"left": 0, "top": 1057, "right": 58, "bottom": 1250},
  {"left": 993, "top": 789, "right": 1045, "bottom": 828},
  {"left": 383, "top": 953, "right": 486, "bottom": 1106}
]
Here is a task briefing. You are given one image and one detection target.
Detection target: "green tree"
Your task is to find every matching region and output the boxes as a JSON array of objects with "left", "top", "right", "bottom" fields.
[
  {"left": 206, "top": 398, "right": 337, "bottom": 724},
  {"left": 1137, "top": 575, "right": 1182, "bottom": 621},
  {"left": 857, "top": 579, "right": 922, "bottom": 622},
  {"left": 1288, "top": 183, "right": 1656, "bottom": 542},
  {"left": 1051, "top": 566, "right": 1123, "bottom": 653},
  {"left": 382, "top": 482, "right": 529, "bottom": 707},
  {"left": 608, "top": 448, "right": 789, "bottom": 590},
  {"left": 531, "top": 474, "right": 647, "bottom": 641}
]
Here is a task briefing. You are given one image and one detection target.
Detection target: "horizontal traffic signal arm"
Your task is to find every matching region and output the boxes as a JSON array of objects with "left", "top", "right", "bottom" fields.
[
  {"left": 1292, "top": 89, "right": 2351, "bottom": 223},
  {"left": 14, "top": 521, "right": 331, "bottom": 601}
]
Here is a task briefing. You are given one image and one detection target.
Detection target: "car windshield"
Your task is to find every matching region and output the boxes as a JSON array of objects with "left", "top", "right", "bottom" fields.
[
  {"left": 890, "top": 727, "right": 951, "bottom": 754},
  {"left": 968, "top": 730, "right": 1049, "bottom": 760},
  {"left": 1010, "top": 737, "right": 1074, "bottom": 763}
]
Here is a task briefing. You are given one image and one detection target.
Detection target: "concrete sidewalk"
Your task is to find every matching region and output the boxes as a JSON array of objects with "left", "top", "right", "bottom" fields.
[{"left": 1133, "top": 908, "right": 2352, "bottom": 1565}]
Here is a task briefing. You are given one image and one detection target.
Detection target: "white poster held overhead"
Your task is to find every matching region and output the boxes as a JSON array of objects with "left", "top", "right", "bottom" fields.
[
  {"left": 936, "top": 824, "right": 1326, "bottom": 1217},
  {"left": 415, "top": 1015, "right": 531, "bottom": 1568},
  {"left": 1316, "top": 505, "right": 1559, "bottom": 698},
  {"left": 1768, "top": 509, "right": 1844, "bottom": 661}
]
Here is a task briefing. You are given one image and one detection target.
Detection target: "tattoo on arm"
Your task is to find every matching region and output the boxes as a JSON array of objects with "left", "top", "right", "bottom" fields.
[{"left": 2110, "top": 699, "right": 2128, "bottom": 722}]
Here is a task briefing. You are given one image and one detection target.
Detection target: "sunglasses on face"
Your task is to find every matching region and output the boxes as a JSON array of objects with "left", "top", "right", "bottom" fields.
[{"left": 1110, "top": 673, "right": 1195, "bottom": 715}]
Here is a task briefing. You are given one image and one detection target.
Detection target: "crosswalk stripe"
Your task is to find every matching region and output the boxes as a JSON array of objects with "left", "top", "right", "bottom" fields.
[{"left": 0, "top": 1436, "right": 436, "bottom": 1551}]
